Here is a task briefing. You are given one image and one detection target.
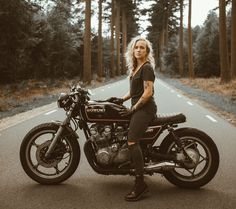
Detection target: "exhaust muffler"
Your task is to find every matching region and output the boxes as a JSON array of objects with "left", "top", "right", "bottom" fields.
[{"left": 145, "top": 161, "right": 176, "bottom": 172}]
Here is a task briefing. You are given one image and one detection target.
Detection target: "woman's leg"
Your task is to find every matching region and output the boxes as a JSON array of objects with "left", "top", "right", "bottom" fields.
[
  {"left": 125, "top": 141, "right": 148, "bottom": 201},
  {"left": 125, "top": 110, "right": 154, "bottom": 201},
  {"left": 128, "top": 142, "right": 144, "bottom": 176}
]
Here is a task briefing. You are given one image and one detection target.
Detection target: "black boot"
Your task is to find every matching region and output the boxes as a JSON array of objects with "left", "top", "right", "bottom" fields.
[{"left": 125, "top": 175, "right": 148, "bottom": 201}]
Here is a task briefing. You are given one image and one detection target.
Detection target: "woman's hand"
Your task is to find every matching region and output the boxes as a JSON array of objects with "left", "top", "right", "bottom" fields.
[
  {"left": 119, "top": 107, "right": 136, "bottom": 117},
  {"left": 106, "top": 97, "right": 124, "bottom": 105}
]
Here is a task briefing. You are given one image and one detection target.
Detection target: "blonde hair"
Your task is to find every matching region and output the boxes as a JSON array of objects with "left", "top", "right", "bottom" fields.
[{"left": 125, "top": 36, "right": 155, "bottom": 73}]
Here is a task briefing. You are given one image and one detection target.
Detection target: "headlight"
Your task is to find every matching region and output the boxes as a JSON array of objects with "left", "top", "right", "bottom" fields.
[{"left": 57, "top": 93, "right": 71, "bottom": 108}]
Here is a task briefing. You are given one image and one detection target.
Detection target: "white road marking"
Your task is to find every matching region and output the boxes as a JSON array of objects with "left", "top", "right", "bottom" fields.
[
  {"left": 101, "top": 89, "right": 105, "bottom": 91},
  {"left": 177, "top": 94, "right": 182, "bottom": 98},
  {"left": 44, "top": 109, "right": 57, "bottom": 115},
  {"left": 171, "top": 90, "right": 175, "bottom": 93},
  {"left": 187, "top": 101, "right": 193, "bottom": 106},
  {"left": 206, "top": 115, "right": 217, "bottom": 123}
]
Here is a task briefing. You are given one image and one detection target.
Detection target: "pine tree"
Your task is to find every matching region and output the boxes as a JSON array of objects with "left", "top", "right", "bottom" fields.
[
  {"left": 231, "top": 0, "right": 236, "bottom": 78},
  {"left": 97, "top": 0, "right": 103, "bottom": 80},
  {"left": 194, "top": 11, "right": 220, "bottom": 77},
  {"left": 188, "top": 0, "right": 194, "bottom": 78},
  {"left": 83, "top": 0, "right": 92, "bottom": 83},
  {"left": 219, "top": 0, "right": 230, "bottom": 82},
  {"left": 178, "top": 0, "right": 184, "bottom": 76}
]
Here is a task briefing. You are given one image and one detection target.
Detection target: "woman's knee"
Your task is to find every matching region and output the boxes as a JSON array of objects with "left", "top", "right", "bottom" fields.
[{"left": 128, "top": 141, "right": 136, "bottom": 146}]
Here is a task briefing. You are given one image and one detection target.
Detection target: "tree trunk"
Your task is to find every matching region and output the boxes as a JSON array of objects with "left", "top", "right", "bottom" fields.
[
  {"left": 110, "top": 0, "right": 115, "bottom": 78},
  {"left": 164, "top": 4, "right": 170, "bottom": 46},
  {"left": 122, "top": 9, "right": 127, "bottom": 75},
  {"left": 178, "top": 0, "right": 184, "bottom": 76},
  {"left": 97, "top": 0, "right": 103, "bottom": 80},
  {"left": 231, "top": 0, "right": 236, "bottom": 79},
  {"left": 188, "top": 0, "right": 194, "bottom": 78},
  {"left": 115, "top": 0, "right": 121, "bottom": 76},
  {"left": 83, "top": 0, "right": 91, "bottom": 83},
  {"left": 159, "top": 30, "right": 165, "bottom": 72},
  {"left": 219, "top": 0, "right": 230, "bottom": 82}
]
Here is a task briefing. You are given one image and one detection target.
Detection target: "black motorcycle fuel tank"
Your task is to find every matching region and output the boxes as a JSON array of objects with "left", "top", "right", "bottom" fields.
[{"left": 81, "top": 101, "right": 130, "bottom": 122}]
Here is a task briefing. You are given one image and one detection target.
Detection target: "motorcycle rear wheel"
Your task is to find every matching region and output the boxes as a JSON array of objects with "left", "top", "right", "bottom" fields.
[
  {"left": 20, "top": 123, "right": 80, "bottom": 184},
  {"left": 160, "top": 128, "right": 219, "bottom": 189}
]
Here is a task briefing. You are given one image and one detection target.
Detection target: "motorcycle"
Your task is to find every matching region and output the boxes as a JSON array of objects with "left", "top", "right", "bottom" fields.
[{"left": 20, "top": 85, "right": 219, "bottom": 188}]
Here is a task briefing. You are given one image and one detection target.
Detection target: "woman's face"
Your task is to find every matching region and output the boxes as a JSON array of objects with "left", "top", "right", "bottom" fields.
[{"left": 133, "top": 40, "right": 148, "bottom": 61}]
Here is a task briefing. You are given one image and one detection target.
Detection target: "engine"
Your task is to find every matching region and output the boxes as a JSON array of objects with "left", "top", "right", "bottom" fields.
[{"left": 89, "top": 124, "right": 130, "bottom": 166}]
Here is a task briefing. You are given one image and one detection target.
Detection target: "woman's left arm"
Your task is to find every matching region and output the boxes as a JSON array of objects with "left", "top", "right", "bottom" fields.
[{"left": 133, "top": 80, "right": 153, "bottom": 111}]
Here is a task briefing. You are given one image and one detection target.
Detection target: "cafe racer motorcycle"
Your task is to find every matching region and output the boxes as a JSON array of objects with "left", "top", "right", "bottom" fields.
[{"left": 20, "top": 85, "right": 219, "bottom": 188}]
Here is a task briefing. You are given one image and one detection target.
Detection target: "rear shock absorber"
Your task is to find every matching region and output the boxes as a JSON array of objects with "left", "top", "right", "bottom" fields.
[{"left": 167, "top": 125, "right": 192, "bottom": 161}]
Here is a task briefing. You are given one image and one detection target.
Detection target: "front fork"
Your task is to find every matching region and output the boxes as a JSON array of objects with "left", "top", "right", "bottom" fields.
[
  {"left": 45, "top": 105, "right": 74, "bottom": 158},
  {"left": 44, "top": 124, "right": 66, "bottom": 158}
]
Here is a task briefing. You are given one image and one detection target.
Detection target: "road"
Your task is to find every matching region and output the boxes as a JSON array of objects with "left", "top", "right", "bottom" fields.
[{"left": 0, "top": 78, "right": 236, "bottom": 209}]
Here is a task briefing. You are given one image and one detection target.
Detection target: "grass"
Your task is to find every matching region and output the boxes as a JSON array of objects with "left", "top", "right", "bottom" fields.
[
  {"left": 0, "top": 78, "right": 79, "bottom": 111},
  {"left": 177, "top": 77, "right": 236, "bottom": 126},
  {"left": 0, "top": 76, "right": 121, "bottom": 112},
  {"left": 179, "top": 77, "right": 236, "bottom": 100}
]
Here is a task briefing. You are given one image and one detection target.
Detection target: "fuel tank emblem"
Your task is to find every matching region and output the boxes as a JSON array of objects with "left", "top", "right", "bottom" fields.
[
  {"left": 146, "top": 128, "right": 154, "bottom": 133},
  {"left": 86, "top": 108, "right": 105, "bottom": 113}
]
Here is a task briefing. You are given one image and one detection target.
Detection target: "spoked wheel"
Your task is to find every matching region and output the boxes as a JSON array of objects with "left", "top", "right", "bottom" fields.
[
  {"left": 160, "top": 128, "right": 219, "bottom": 188},
  {"left": 20, "top": 123, "right": 80, "bottom": 184}
]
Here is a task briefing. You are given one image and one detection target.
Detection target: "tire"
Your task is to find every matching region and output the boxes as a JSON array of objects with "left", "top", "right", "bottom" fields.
[
  {"left": 20, "top": 123, "right": 80, "bottom": 184},
  {"left": 159, "top": 128, "right": 219, "bottom": 189}
]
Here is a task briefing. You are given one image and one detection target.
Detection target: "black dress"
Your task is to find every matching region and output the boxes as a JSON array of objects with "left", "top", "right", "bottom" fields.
[{"left": 128, "top": 62, "right": 157, "bottom": 142}]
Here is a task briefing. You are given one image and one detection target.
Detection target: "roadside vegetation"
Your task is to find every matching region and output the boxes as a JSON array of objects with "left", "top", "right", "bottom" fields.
[{"left": 179, "top": 77, "right": 236, "bottom": 101}]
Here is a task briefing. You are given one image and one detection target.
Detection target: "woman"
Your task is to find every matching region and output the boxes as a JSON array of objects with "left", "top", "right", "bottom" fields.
[{"left": 111, "top": 36, "right": 157, "bottom": 201}]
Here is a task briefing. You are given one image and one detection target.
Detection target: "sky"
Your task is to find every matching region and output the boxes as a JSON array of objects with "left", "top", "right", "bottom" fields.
[
  {"left": 183, "top": 0, "right": 219, "bottom": 27},
  {"left": 139, "top": 0, "right": 219, "bottom": 36}
]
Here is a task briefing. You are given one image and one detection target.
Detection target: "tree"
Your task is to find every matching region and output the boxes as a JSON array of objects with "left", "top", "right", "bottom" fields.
[
  {"left": 28, "top": 15, "right": 52, "bottom": 79},
  {"left": 97, "top": 0, "right": 103, "bottom": 80},
  {"left": 121, "top": 8, "right": 127, "bottom": 75},
  {"left": 231, "top": 0, "right": 236, "bottom": 78},
  {"left": 115, "top": 0, "right": 121, "bottom": 76},
  {"left": 188, "top": 0, "right": 194, "bottom": 78},
  {"left": 147, "top": 0, "right": 180, "bottom": 70},
  {"left": 47, "top": 0, "right": 79, "bottom": 78},
  {"left": 0, "top": 0, "right": 35, "bottom": 83},
  {"left": 194, "top": 11, "right": 220, "bottom": 77},
  {"left": 178, "top": 0, "right": 184, "bottom": 76},
  {"left": 219, "top": 0, "right": 230, "bottom": 82},
  {"left": 83, "top": 0, "right": 92, "bottom": 83},
  {"left": 110, "top": 0, "right": 115, "bottom": 77}
]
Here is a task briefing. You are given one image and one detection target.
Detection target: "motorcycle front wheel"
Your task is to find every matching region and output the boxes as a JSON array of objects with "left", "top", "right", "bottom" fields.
[
  {"left": 160, "top": 128, "right": 219, "bottom": 189},
  {"left": 20, "top": 123, "right": 80, "bottom": 184}
]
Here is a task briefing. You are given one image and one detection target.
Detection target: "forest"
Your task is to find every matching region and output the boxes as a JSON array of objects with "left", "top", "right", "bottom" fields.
[{"left": 0, "top": 0, "right": 235, "bottom": 85}]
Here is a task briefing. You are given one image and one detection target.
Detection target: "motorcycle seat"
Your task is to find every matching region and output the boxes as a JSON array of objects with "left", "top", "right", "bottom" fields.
[{"left": 150, "top": 113, "right": 186, "bottom": 126}]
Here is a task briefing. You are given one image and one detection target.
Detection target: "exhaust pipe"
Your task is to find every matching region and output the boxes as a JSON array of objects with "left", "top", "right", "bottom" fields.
[{"left": 145, "top": 162, "right": 176, "bottom": 172}]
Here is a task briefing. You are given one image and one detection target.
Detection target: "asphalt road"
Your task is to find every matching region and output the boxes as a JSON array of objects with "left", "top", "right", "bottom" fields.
[{"left": 0, "top": 78, "right": 236, "bottom": 209}]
